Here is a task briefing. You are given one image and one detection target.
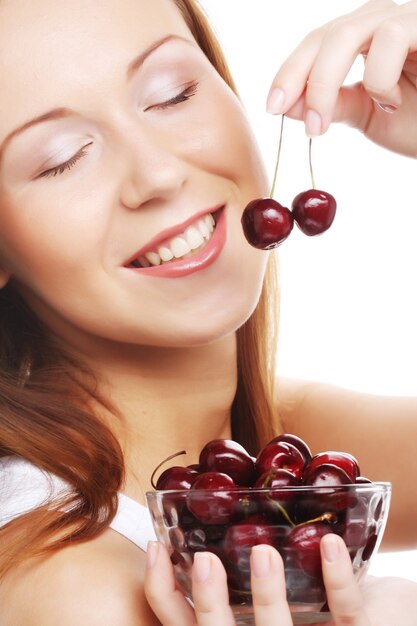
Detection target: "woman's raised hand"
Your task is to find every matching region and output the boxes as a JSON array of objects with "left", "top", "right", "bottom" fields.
[
  {"left": 144, "top": 534, "right": 374, "bottom": 626},
  {"left": 268, "top": 0, "right": 417, "bottom": 157}
]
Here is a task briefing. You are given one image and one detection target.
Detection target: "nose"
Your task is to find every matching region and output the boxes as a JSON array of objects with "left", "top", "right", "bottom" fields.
[{"left": 119, "top": 125, "right": 188, "bottom": 210}]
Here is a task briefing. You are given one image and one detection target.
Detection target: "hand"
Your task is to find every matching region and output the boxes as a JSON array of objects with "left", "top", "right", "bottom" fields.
[
  {"left": 144, "top": 534, "right": 375, "bottom": 625},
  {"left": 268, "top": 0, "right": 417, "bottom": 157}
]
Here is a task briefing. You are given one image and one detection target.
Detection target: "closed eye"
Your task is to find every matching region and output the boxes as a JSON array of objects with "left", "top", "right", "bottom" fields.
[
  {"left": 38, "top": 141, "right": 93, "bottom": 179},
  {"left": 145, "top": 81, "right": 199, "bottom": 112}
]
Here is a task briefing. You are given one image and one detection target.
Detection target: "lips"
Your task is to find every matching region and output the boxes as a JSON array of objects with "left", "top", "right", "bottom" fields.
[{"left": 123, "top": 205, "right": 224, "bottom": 269}]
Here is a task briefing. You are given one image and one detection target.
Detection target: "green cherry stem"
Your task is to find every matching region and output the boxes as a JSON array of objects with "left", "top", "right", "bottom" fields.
[
  {"left": 309, "top": 138, "right": 316, "bottom": 190},
  {"left": 270, "top": 114, "right": 285, "bottom": 200},
  {"left": 266, "top": 494, "right": 296, "bottom": 528}
]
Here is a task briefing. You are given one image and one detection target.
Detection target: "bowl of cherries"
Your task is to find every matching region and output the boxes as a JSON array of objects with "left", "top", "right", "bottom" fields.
[{"left": 146, "top": 434, "right": 391, "bottom": 625}]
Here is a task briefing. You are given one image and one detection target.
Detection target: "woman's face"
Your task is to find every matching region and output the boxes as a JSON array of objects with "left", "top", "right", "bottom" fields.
[{"left": 0, "top": 0, "right": 270, "bottom": 350}]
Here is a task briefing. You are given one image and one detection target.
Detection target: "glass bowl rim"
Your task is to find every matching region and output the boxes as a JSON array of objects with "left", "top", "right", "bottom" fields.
[{"left": 146, "top": 481, "right": 391, "bottom": 498}]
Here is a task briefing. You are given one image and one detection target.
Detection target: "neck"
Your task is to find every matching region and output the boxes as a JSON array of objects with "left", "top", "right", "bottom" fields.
[{"left": 84, "top": 334, "right": 238, "bottom": 503}]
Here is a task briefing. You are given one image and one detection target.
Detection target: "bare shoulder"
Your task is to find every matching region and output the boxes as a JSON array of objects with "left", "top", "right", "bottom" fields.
[
  {"left": 274, "top": 376, "right": 315, "bottom": 430},
  {"left": 0, "top": 528, "right": 160, "bottom": 626}
]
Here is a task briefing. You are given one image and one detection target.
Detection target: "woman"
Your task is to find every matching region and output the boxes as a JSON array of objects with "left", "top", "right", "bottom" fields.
[{"left": 0, "top": 0, "right": 416, "bottom": 624}]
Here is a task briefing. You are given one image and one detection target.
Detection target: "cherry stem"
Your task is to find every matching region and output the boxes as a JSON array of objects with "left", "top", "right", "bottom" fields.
[
  {"left": 296, "top": 511, "right": 337, "bottom": 528},
  {"left": 266, "top": 494, "right": 296, "bottom": 528},
  {"left": 150, "top": 449, "right": 187, "bottom": 489},
  {"left": 309, "top": 138, "right": 316, "bottom": 190},
  {"left": 270, "top": 114, "right": 285, "bottom": 200}
]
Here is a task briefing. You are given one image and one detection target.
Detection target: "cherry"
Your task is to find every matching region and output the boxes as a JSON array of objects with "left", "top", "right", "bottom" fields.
[
  {"left": 303, "top": 463, "right": 353, "bottom": 488},
  {"left": 241, "top": 198, "right": 293, "bottom": 250},
  {"left": 356, "top": 476, "right": 372, "bottom": 484},
  {"left": 223, "top": 515, "right": 276, "bottom": 570},
  {"left": 254, "top": 468, "right": 299, "bottom": 524},
  {"left": 270, "top": 434, "right": 312, "bottom": 465},
  {"left": 362, "top": 532, "right": 378, "bottom": 562},
  {"left": 292, "top": 189, "right": 336, "bottom": 236},
  {"left": 301, "top": 463, "right": 355, "bottom": 518},
  {"left": 255, "top": 440, "right": 305, "bottom": 479},
  {"left": 199, "top": 439, "right": 256, "bottom": 486},
  {"left": 305, "top": 451, "right": 360, "bottom": 483},
  {"left": 187, "top": 471, "right": 236, "bottom": 525},
  {"left": 156, "top": 466, "right": 199, "bottom": 490},
  {"left": 284, "top": 522, "right": 333, "bottom": 578}
]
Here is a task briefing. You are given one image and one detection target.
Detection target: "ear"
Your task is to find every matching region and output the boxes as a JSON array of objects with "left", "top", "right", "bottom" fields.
[{"left": 0, "top": 268, "right": 12, "bottom": 289}]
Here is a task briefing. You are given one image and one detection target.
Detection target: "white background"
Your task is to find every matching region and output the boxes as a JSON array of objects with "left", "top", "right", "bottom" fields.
[{"left": 201, "top": 0, "right": 417, "bottom": 582}]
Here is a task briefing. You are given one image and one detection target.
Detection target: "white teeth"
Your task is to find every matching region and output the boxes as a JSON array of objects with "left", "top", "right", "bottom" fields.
[
  {"left": 184, "top": 225, "right": 205, "bottom": 250},
  {"left": 170, "top": 236, "right": 192, "bottom": 258},
  {"left": 145, "top": 251, "right": 161, "bottom": 266},
  {"left": 131, "top": 211, "right": 218, "bottom": 268},
  {"left": 198, "top": 219, "right": 210, "bottom": 239},
  {"left": 205, "top": 214, "right": 214, "bottom": 232},
  {"left": 158, "top": 246, "right": 174, "bottom": 262}
]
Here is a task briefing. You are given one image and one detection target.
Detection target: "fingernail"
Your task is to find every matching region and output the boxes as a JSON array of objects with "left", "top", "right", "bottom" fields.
[
  {"left": 251, "top": 545, "right": 271, "bottom": 578},
  {"left": 267, "top": 87, "right": 285, "bottom": 114},
  {"left": 375, "top": 101, "right": 398, "bottom": 114},
  {"left": 322, "top": 534, "right": 341, "bottom": 563},
  {"left": 146, "top": 541, "right": 159, "bottom": 569},
  {"left": 193, "top": 552, "right": 211, "bottom": 583},
  {"left": 305, "top": 109, "right": 322, "bottom": 137}
]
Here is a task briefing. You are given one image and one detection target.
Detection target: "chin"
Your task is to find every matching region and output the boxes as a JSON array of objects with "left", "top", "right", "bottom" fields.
[{"left": 149, "top": 290, "right": 264, "bottom": 349}]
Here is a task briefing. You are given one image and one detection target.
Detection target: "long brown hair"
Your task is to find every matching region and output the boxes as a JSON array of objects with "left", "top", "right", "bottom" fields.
[{"left": 0, "top": 0, "right": 279, "bottom": 578}]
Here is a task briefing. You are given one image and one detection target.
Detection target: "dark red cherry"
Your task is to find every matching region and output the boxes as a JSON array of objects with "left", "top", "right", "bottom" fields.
[
  {"left": 241, "top": 198, "right": 294, "bottom": 249},
  {"left": 355, "top": 476, "right": 372, "bottom": 484},
  {"left": 187, "top": 471, "right": 236, "bottom": 525},
  {"left": 255, "top": 468, "right": 299, "bottom": 521},
  {"left": 223, "top": 515, "right": 276, "bottom": 570},
  {"left": 305, "top": 451, "right": 360, "bottom": 483},
  {"left": 270, "top": 434, "right": 312, "bottom": 465},
  {"left": 156, "top": 466, "right": 199, "bottom": 490},
  {"left": 302, "top": 463, "right": 353, "bottom": 488},
  {"left": 302, "top": 463, "right": 354, "bottom": 515},
  {"left": 187, "top": 464, "right": 201, "bottom": 472},
  {"left": 292, "top": 189, "right": 336, "bottom": 236},
  {"left": 199, "top": 439, "right": 256, "bottom": 486},
  {"left": 284, "top": 522, "right": 333, "bottom": 578},
  {"left": 256, "top": 440, "right": 305, "bottom": 479}
]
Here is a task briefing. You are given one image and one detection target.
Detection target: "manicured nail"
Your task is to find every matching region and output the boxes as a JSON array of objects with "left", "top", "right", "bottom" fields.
[
  {"left": 251, "top": 545, "right": 271, "bottom": 578},
  {"left": 267, "top": 87, "right": 285, "bottom": 114},
  {"left": 193, "top": 552, "right": 211, "bottom": 583},
  {"left": 305, "top": 109, "right": 322, "bottom": 137},
  {"left": 146, "top": 541, "right": 159, "bottom": 569},
  {"left": 375, "top": 101, "right": 398, "bottom": 114},
  {"left": 322, "top": 534, "right": 341, "bottom": 563}
]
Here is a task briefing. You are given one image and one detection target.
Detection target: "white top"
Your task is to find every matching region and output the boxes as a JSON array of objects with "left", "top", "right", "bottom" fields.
[{"left": 0, "top": 456, "right": 156, "bottom": 551}]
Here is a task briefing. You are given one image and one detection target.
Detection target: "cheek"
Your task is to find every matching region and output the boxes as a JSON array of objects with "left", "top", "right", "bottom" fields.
[
  {"left": 0, "top": 190, "right": 107, "bottom": 289},
  {"left": 173, "top": 83, "right": 269, "bottom": 199}
]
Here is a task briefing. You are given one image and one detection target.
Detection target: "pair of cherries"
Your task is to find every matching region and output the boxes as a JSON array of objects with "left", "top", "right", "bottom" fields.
[
  {"left": 241, "top": 116, "right": 337, "bottom": 250},
  {"left": 242, "top": 190, "right": 337, "bottom": 249}
]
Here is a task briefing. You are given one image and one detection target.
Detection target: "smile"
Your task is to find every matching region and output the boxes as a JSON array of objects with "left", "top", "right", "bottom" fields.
[
  {"left": 124, "top": 206, "right": 226, "bottom": 279},
  {"left": 129, "top": 213, "right": 216, "bottom": 268}
]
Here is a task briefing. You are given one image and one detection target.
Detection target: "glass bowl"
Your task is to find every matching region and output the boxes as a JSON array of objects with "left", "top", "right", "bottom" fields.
[{"left": 146, "top": 482, "right": 391, "bottom": 625}]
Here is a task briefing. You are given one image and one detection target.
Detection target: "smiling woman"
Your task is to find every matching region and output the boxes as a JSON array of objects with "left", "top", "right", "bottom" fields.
[
  {"left": 0, "top": 1, "right": 417, "bottom": 625},
  {"left": 0, "top": 0, "right": 278, "bottom": 589}
]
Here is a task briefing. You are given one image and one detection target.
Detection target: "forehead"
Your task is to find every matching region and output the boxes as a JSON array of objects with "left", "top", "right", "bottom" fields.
[{"left": 0, "top": 0, "right": 193, "bottom": 135}]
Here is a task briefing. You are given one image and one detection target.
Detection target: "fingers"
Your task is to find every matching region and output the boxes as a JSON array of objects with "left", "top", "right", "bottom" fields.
[
  {"left": 191, "top": 552, "right": 235, "bottom": 626},
  {"left": 267, "top": 0, "right": 417, "bottom": 136},
  {"left": 363, "top": 15, "right": 414, "bottom": 107},
  {"left": 250, "top": 545, "right": 293, "bottom": 626},
  {"left": 321, "top": 534, "right": 371, "bottom": 626},
  {"left": 144, "top": 541, "right": 197, "bottom": 626}
]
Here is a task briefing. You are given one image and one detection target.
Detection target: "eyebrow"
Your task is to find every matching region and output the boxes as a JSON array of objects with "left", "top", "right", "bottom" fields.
[{"left": 0, "top": 34, "right": 193, "bottom": 161}]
